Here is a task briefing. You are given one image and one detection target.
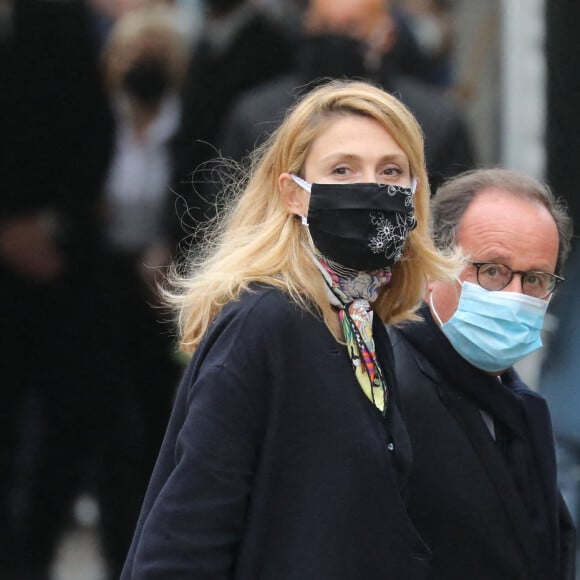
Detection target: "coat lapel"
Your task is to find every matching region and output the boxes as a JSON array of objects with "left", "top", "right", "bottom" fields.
[{"left": 438, "top": 382, "right": 544, "bottom": 579}]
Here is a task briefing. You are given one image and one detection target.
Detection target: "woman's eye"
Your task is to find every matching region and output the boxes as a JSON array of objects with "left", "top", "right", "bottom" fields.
[
  {"left": 332, "top": 166, "right": 350, "bottom": 175},
  {"left": 382, "top": 166, "right": 402, "bottom": 177}
]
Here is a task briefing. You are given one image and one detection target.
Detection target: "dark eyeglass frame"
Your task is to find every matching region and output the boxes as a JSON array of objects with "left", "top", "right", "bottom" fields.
[{"left": 470, "top": 261, "right": 564, "bottom": 299}]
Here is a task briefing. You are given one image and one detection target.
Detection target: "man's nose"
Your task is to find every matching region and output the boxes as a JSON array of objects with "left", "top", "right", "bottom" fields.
[{"left": 503, "top": 272, "right": 525, "bottom": 294}]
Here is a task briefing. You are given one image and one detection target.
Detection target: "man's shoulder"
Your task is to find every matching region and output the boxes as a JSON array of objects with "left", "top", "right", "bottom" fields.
[
  {"left": 390, "top": 75, "right": 462, "bottom": 119},
  {"left": 229, "top": 74, "right": 300, "bottom": 121},
  {"left": 387, "top": 321, "right": 442, "bottom": 386},
  {"left": 219, "top": 74, "right": 301, "bottom": 159}
]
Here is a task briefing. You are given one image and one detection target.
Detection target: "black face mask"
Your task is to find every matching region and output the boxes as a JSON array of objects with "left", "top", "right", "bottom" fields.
[
  {"left": 292, "top": 176, "right": 417, "bottom": 271},
  {"left": 122, "top": 58, "right": 171, "bottom": 106},
  {"left": 296, "top": 33, "right": 369, "bottom": 86}
]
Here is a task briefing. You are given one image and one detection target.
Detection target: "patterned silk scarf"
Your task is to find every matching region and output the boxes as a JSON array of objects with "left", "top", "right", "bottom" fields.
[{"left": 314, "top": 254, "right": 392, "bottom": 413}]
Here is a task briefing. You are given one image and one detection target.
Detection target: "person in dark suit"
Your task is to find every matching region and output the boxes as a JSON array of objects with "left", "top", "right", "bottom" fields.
[
  {"left": 218, "top": 0, "right": 475, "bottom": 195},
  {"left": 387, "top": 168, "right": 576, "bottom": 580},
  {"left": 171, "top": 0, "right": 294, "bottom": 236},
  {"left": 120, "top": 80, "right": 460, "bottom": 579},
  {"left": 0, "top": 1, "right": 114, "bottom": 577},
  {"left": 90, "top": 7, "right": 189, "bottom": 576}
]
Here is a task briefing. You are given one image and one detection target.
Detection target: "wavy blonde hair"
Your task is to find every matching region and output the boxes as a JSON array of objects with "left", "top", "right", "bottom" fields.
[{"left": 168, "top": 80, "right": 458, "bottom": 352}]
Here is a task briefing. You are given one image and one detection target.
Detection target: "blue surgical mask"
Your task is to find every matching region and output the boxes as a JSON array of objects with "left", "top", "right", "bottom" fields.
[{"left": 430, "top": 281, "right": 549, "bottom": 372}]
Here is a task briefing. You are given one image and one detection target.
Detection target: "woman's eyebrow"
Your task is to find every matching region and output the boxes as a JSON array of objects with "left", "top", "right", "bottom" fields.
[{"left": 319, "top": 152, "right": 408, "bottom": 164}]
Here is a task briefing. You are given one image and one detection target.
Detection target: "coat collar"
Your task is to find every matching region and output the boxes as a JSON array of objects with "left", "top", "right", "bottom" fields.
[{"left": 398, "top": 304, "right": 529, "bottom": 439}]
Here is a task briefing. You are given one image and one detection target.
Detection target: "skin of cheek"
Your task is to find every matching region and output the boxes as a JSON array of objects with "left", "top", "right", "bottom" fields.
[{"left": 428, "top": 277, "right": 463, "bottom": 325}]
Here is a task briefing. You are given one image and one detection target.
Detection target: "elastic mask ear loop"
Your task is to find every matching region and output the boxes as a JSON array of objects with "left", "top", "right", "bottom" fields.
[
  {"left": 429, "top": 289, "right": 444, "bottom": 326},
  {"left": 290, "top": 174, "right": 311, "bottom": 193},
  {"left": 290, "top": 174, "right": 311, "bottom": 226},
  {"left": 411, "top": 177, "right": 418, "bottom": 194}
]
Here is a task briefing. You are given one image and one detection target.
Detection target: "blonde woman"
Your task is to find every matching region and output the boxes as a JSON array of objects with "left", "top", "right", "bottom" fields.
[{"left": 121, "top": 80, "right": 455, "bottom": 580}]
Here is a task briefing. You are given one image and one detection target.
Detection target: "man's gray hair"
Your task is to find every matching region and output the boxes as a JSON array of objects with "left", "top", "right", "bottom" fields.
[{"left": 431, "top": 168, "right": 573, "bottom": 275}]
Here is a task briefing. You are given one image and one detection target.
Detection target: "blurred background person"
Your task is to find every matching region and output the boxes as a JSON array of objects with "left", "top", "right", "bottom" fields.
[
  {"left": 88, "top": 5, "right": 189, "bottom": 577},
  {"left": 218, "top": 0, "right": 476, "bottom": 195},
  {"left": 540, "top": 247, "right": 580, "bottom": 547},
  {"left": 1, "top": 2, "right": 192, "bottom": 579},
  {"left": 0, "top": 0, "right": 114, "bottom": 578},
  {"left": 392, "top": 0, "right": 456, "bottom": 88},
  {"left": 543, "top": 0, "right": 580, "bottom": 570},
  {"left": 171, "top": 0, "right": 294, "bottom": 239},
  {"left": 540, "top": 5, "right": 580, "bottom": 570},
  {"left": 100, "top": 3, "right": 188, "bottom": 287}
]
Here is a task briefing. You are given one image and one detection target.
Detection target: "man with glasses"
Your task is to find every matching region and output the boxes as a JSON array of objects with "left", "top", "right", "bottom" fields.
[{"left": 388, "top": 168, "right": 576, "bottom": 580}]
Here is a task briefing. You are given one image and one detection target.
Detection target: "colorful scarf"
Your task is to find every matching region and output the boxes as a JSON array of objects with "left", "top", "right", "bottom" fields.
[{"left": 314, "top": 254, "right": 392, "bottom": 413}]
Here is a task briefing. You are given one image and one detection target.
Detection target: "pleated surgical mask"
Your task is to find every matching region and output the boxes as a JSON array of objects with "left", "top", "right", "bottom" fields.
[
  {"left": 430, "top": 280, "right": 549, "bottom": 372},
  {"left": 291, "top": 174, "right": 417, "bottom": 271}
]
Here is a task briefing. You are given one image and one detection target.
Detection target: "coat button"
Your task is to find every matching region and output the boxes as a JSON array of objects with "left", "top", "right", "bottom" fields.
[{"left": 387, "top": 442, "right": 394, "bottom": 451}]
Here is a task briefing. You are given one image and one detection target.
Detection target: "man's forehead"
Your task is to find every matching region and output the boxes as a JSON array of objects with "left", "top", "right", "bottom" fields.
[
  {"left": 456, "top": 188, "right": 559, "bottom": 270},
  {"left": 458, "top": 190, "right": 525, "bottom": 240}
]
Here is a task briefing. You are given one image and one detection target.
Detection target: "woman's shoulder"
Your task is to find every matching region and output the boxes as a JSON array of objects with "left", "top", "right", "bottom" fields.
[
  {"left": 197, "top": 284, "right": 317, "bottom": 358},
  {"left": 180, "top": 284, "right": 322, "bottom": 390},
  {"left": 221, "top": 284, "right": 312, "bottom": 326}
]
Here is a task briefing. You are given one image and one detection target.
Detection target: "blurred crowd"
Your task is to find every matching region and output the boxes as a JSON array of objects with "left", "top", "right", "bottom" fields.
[{"left": 1, "top": 0, "right": 542, "bottom": 578}]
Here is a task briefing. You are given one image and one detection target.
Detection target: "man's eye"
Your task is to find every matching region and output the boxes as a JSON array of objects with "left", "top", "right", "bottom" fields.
[
  {"left": 525, "top": 273, "right": 543, "bottom": 287},
  {"left": 481, "top": 264, "right": 504, "bottom": 278}
]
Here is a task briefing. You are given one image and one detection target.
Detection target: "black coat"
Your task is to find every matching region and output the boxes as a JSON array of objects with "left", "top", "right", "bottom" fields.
[
  {"left": 387, "top": 304, "right": 576, "bottom": 580},
  {"left": 121, "top": 286, "right": 431, "bottom": 579}
]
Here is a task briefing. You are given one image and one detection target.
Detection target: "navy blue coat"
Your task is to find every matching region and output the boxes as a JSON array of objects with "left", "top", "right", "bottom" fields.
[
  {"left": 388, "top": 305, "right": 576, "bottom": 580},
  {"left": 121, "top": 286, "right": 430, "bottom": 579}
]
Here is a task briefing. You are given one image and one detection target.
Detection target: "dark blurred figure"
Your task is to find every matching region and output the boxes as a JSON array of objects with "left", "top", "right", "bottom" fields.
[
  {"left": 0, "top": 0, "right": 114, "bottom": 578},
  {"left": 219, "top": 0, "right": 475, "bottom": 194},
  {"left": 540, "top": 245, "right": 580, "bottom": 537},
  {"left": 88, "top": 6, "right": 188, "bottom": 577},
  {"left": 100, "top": 4, "right": 189, "bottom": 280},
  {"left": 393, "top": 0, "right": 456, "bottom": 88},
  {"left": 172, "top": 0, "right": 294, "bottom": 238},
  {"left": 0, "top": 2, "right": 188, "bottom": 578},
  {"left": 541, "top": 3, "right": 580, "bottom": 566}
]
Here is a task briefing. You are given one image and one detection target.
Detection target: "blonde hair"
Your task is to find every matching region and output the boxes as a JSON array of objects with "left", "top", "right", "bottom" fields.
[
  {"left": 169, "top": 80, "right": 457, "bottom": 352},
  {"left": 102, "top": 5, "right": 188, "bottom": 92}
]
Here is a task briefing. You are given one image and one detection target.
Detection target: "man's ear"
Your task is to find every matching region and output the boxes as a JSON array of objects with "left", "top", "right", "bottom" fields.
[
  {"left": 278, "top": 173, "right": 309, "bottom": 216},
  {"left": 425, "top": 277, "right": 437, "bottom": 299}
]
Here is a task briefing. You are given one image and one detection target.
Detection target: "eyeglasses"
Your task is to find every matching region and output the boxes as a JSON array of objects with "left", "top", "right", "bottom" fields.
[{"left": 470, "top": 262, "right": 564, "bottom": 299}]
